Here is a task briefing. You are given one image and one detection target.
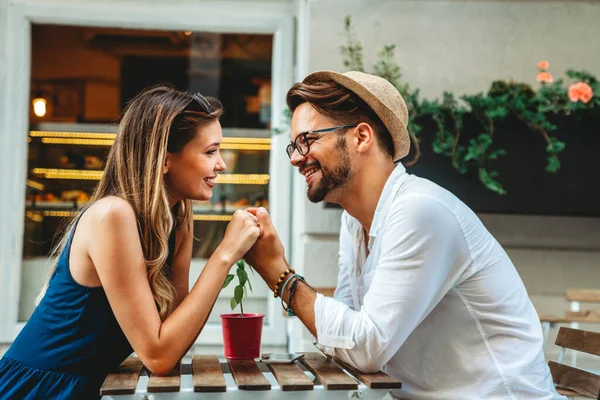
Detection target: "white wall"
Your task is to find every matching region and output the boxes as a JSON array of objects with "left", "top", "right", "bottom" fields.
[
  {"left": 308, "top": 0, "right": 600, "bottom": 99},
  {"left": 288, "top": 0, "right": 600, "bottom": 355}
]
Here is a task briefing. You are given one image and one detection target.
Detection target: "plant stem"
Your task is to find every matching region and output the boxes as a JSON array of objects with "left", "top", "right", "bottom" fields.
[
  {"left": 449, "top": 110, "right": 462, "bottom": 170},
  {"left": 515, "top": 113, "right": 559, "bottom": 163},
  {"left": 404, "top": 133, "right": 421, "bottom": 166},
  {"left": 240, "top": 301, "right": 244, "bottom": 317}
]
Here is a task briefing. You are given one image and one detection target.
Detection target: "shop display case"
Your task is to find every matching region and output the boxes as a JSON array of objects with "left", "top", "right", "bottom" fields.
[{"left": 23, "top": 122, "right": 271, "bottom": 261}]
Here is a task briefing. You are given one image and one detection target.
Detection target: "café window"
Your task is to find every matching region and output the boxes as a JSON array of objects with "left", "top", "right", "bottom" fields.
[{"left": 21, "top": 24, "right": 274, "bottom": 323}]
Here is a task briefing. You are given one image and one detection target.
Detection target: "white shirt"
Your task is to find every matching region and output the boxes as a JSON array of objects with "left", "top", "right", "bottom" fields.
[{"left": 314, "top": 164, "right": 564, "bottom": 400}]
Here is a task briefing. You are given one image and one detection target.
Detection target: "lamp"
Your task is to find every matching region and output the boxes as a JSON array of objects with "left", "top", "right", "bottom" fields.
[{"left": 32, "top": 97, "right": 47, "bottom": 117}]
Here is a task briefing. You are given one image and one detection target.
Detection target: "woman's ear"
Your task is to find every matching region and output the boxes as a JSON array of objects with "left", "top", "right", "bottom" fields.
[
  {"left": 355, "top": 122, "right": 375, "bottom": 154},
  {"left": 163, "top": 152, "right": 171, "bottom": 175}
]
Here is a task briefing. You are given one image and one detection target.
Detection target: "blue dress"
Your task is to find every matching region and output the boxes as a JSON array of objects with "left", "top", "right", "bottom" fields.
[{"left": 0, "top": 212, "right": 176, "bottom": 399}]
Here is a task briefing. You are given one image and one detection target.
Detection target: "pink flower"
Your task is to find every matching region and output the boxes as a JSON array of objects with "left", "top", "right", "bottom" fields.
[
  {"left": 568, "top": 82, "right": 593, "bottom": 103},
  {"left": 537, "top": 72, "right": 553, "bottom": 83},
  {"left": 537, "top": 60, "right": 550, "bottom": 70}
]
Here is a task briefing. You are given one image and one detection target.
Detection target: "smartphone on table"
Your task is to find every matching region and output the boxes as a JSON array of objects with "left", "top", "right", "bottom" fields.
[{"left": 260, "top": 353, "right": 305, "bottom": 364}]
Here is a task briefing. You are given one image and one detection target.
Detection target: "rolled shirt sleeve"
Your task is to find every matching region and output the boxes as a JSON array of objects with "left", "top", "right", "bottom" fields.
[{"left": 314, "top": 195, "right": 472, "bottom": 373}]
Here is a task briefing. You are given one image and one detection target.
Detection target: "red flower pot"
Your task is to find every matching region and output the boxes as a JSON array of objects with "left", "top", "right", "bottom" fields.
[{"left": 220, "top": 313, "right": 264, "bottom": 359}]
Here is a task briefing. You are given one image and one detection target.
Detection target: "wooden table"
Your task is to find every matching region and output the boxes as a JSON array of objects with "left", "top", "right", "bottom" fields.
[{"left": 100, "top": 352, "right": 401, "bottom": 399}]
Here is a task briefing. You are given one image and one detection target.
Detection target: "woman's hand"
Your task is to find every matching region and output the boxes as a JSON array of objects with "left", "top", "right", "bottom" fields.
[
  {"left": 216, "top": 209, "right": 261, "bottom": 265},
  {"left": 243, "top": 207, "right": 288, "bottom": 291}
]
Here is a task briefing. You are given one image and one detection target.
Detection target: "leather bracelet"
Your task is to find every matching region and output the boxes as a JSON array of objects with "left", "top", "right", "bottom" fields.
[{"left": 283, "top": 275, "right": 305, "bottom": 316}]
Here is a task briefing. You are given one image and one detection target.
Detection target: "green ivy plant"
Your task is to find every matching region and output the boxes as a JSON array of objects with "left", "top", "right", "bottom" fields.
[
  {"left": 340, "top": 16, "right": 600, "bottom": 194},
  {"left": 222, "top": 260, "right": 254, "bottom": 316}
]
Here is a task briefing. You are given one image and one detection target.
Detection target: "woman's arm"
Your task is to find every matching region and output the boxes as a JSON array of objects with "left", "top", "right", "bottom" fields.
[{"left": 88, "top": 198, "right": 258, "bottom": 375}]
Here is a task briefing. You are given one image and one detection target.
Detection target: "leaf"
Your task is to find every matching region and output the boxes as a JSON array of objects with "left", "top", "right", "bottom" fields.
[
  {"left": 247, "top": 274, "right": 253, "bottom": 292},
  {"left": 545, "top": 156, "right": 561, "bottom": 173},
  {"left": 237, "top": 268, "right": 248, "bottom": 288},
  {"left": 548, "top": 138, "right": 565, "bottom": 153},
  {"left": 234, "top": 285, "right": 244, "bottom": 305},
  {"left": 479, "top": 168, "right": 506, "bottom": 195},
  {"left": 487, "top": 149, "right": 506, "bottom": 160},
  {"left": 222, "top": 274, "right": 235, "bottom": 289},
  {"left": 236, "top": 260, "right": 245, "bottom": 270},
  {"left": 230, "top": 297, "right": 238, "bottom": 310}
]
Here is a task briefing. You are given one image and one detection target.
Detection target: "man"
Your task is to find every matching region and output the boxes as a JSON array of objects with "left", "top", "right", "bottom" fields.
[{"left": 244, "top": 71, "right": 563, "bottom": 399}]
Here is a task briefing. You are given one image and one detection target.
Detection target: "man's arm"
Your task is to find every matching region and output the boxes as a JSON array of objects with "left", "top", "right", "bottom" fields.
[
  {"left": 246, "top": 200, "right": 469, "bottom": 372},
  {"left": 243, "top": 208, "right": 318, "bottom": 334},
  {"left": 279, "top": 211, "right": 357, "bottom": 334}
]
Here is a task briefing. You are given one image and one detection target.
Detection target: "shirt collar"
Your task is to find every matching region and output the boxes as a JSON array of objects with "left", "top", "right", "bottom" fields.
[{"left": 343, "top": 163, "right": 407, "bottom": 249}]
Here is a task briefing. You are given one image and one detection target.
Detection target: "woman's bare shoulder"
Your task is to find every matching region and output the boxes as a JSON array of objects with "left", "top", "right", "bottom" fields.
[{"left": 85, "top": 196, "right": 137, "bottom": 227}]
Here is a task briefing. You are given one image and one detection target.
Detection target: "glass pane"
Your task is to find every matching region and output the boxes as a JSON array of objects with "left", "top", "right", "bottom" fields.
[{"left": 21, "top": 24, "right": 273, "bottom": 321}]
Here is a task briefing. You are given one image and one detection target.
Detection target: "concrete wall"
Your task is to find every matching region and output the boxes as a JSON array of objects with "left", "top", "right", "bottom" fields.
[
  {"left": 308, "top": 0, "right": 600, "bottom": 99},
  {"left": 288, "top": 0, "right": 600, "bottom": 358}
]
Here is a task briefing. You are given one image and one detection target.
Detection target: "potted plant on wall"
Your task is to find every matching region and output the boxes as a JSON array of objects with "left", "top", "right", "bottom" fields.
[{"left": 220, "top": 260, "right": 264, "bottom": 359}]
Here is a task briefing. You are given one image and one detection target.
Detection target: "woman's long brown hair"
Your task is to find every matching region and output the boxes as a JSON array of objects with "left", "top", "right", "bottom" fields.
[{"left": 36, "top": 85, "right": 223, "bottom": 320}]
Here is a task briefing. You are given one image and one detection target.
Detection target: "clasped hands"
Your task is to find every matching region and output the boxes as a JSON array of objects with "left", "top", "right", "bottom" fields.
[{"left": 242, "top": 207, "right": 290, "bottom": 292}]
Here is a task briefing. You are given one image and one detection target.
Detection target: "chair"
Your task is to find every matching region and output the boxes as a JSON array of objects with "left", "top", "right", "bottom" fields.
[
  {"left": 565, "top": 290, "right": 600, "bottom": 323},
  {"left": 539, "top": 313, "right": 570, "bottom": 350},
  {"left": 564, "top": 290, "right": 600, "bottom": 366},
  {"left": 548, "top": 327, "right": 600, "bottom": 399}
]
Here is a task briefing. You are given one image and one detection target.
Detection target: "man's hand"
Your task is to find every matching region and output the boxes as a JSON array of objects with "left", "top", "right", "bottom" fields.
[
  {"left": 244, "top": 207, "right": 289, "bottom": 291},
  {"left": 245, "top": 207, "right": 318, "bottom": 336}
]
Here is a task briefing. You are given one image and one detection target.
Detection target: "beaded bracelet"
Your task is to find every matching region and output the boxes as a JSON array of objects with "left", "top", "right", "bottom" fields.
[
  {"left": 273, "top": 268, "right": 295, "bottom": 298},
  {"left": 279, "top": 273, "right": 298, "bottom": 305},
  {"left": 283, "top": 275, "right": 305, "bottom": 317}
]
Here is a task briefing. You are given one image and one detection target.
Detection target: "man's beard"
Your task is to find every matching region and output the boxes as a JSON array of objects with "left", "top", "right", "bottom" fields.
[{"left": 307, "top": 136, "right": 352, "bottom": 203}]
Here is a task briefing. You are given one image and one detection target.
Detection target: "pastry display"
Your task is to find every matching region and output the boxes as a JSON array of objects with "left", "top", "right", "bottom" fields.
[
  {"left": 60, "top": 190, "right": 89, "bottom": 203},
  {"left": 25, "top": 129, "right": 269, "bottom": 260},
  {"left": 84, "top": 156, "right": 104, "bottom": 169}
]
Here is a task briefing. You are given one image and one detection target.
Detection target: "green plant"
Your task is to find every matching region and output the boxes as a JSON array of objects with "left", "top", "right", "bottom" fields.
[
  {"left": 222, "top": 260, "right": 254, "bottom": 316},
  {"left": 340, "top": 16, "right": 600, "bottom": 194},
  {"left": 341, "top": 16, "right": 422, "bottom": 166}
]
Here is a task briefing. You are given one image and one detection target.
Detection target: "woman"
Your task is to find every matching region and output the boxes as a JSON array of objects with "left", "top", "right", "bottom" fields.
[{"left": 0, "top": 86, "right": 261, "bottom": 398}]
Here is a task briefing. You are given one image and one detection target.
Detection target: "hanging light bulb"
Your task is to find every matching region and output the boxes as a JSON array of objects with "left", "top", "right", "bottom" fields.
[{"left": 32, "top": 97, "right": 47, "bottom": 117}]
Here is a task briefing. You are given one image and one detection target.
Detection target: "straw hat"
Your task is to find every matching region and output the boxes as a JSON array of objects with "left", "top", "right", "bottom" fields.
[{"left": 302, "top": 70, "right": 410, "bottom": 162}]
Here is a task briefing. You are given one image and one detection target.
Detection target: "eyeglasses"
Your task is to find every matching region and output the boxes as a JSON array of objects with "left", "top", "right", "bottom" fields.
[{"left": 286, "top": 125, "right": 358, "bottom": 159}]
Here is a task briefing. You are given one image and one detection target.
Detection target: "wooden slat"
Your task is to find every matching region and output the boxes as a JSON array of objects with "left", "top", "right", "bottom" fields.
[
  {"left": 566, "top": 289, "right": 600, "bottom": 303},
  {"left": 100, "top": 357, "right": 143, "bottom": 395},
  {"left": 549, "top": 361, "right": 600, "bottom": 398},
  {"left": 556, "top": 327, "right": 600, "bottom": 356},
  {"left": 566, "top": 311, "right": 600, "bottom": 323},
  {"left": 300, "top": 352, "right": 358, "bottom": 390},
  {"left": 192, "top": 355, "right": 226, "bottom": 393},
  {"left": 147, "top": 362, "right": 181, "bottom": 393},
  {"left": 332, "top": 357, "right": 402, "bottom": 389},
  {"left": 228, "top": 359, "right": 271, "bottom": 390},
  {"left": 538, "top": 312, "right": 569, "bottom": 324},
  {"left": 264, "top": 359, "right": 314, "bottom": 391}
]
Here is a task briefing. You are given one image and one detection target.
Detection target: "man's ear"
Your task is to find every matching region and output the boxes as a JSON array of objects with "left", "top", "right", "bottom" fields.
[
  {"left": 355, "top": 122, "right": 375, "bottom": 155},
  {"left": 163, "top": 152, "right": 171, "bottom": 175}
]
